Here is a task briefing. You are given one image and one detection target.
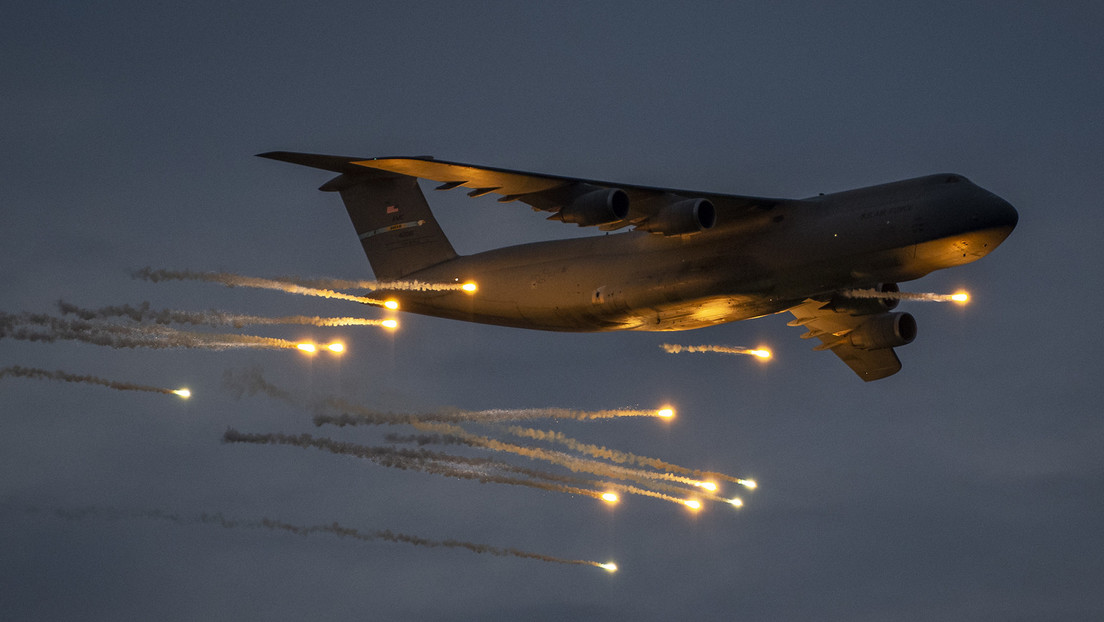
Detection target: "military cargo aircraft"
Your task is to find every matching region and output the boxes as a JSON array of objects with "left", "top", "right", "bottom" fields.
[{"left": 260, "top": 151, "right": 1017, "bottom": 381}]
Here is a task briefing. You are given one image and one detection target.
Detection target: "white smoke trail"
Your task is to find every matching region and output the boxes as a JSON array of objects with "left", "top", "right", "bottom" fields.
[
  {"left": 0, "top": 365, "right": 186, "bottom": 397},
  {"left": 314, "top": 400, "right": 668, "bottom": 426},
  {"left": 57, "top": 300, "right": 390, "bottom": 329},
  {"left": 842, "top": 288, "right": 969, "bottom": 303},
  {"left": 661, "top": 344, "right": 771, "bottom": 358},
  {"left": 222, "top": 429, "right": 611, "bottom": 501},
  {"left": 44, "top": 507, "right": 610, "bottom": 569},
  {"left": 502, "top": 425, "right": 748, "bottom": 490},
  {"left": 220, "top": 368, "right": 666, "bottom": 424},
  {"left": 0, "top": 311, "right": 306, "bottom": 351},
  {"left": 133, "top": 267, "right": 390, "bottom": 307},
  {"left": 272, "top": 275, "right": 468, "bottom": 292},
  {"left": 402, "top": 421, "right": 712, "bottom": 505}
]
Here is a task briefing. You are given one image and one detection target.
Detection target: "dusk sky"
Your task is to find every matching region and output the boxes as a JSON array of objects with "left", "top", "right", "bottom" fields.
[{"left": 3, "top": 2, "right": 1103, "bottom": 620}]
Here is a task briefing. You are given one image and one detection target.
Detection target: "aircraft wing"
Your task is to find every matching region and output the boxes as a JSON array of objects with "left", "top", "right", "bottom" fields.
[
  {"left": 786, "top": 299, "right": 904, "bottom": 381},
  {"left": 277, "top": 153, "right": 784, "bottom": 235}
]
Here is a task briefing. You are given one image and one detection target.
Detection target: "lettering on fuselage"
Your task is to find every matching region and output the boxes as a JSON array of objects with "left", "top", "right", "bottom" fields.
[{"left": 358, "top": 219, "right": 427, "bottom": 240}]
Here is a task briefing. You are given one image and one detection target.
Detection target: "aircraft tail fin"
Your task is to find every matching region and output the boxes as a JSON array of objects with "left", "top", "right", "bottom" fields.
[{"left": 259, "top": 152, "right": 458, "bottom": 280}]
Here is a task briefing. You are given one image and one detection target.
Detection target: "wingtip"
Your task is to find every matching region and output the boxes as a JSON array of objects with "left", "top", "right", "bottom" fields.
[{"left": 255, "top": 151, "right": 372, "bottom": 174}]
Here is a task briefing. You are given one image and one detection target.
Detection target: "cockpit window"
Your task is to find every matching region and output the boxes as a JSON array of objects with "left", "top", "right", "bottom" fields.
[{"left": 944, "top": 174, "right": 965, "bottom": 184}]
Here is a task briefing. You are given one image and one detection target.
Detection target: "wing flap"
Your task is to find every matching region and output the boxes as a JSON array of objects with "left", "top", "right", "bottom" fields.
[{"left": 787, "top": 299, "right": 903, "bottom": 381}]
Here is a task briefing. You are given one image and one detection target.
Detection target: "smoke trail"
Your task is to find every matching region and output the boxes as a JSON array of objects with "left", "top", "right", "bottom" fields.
[
  {"left": 386, "top": 427, "right": 714, "bottom": 508},
  {"left": 315, "top": 399, "right": 667, "bottom": 427},
  {"left": 57, "top": 300, "right": 391, "bottom": 329},
  {"left": 841, "top": 288, "right": 969, "bottom": 303},
  {"left": 502, "top": 425, "right": 746, "bottom": 489},
  {"left": 384, "top": 432, "right": 472, "bottom": 448},
  {"left": 271, "top": 275, "right": 469, "bottom": 292},
  {"left": 0, "top": 311, "right": 308, "bottom": 352},
  {"left": 0, "top": 365, "right": 187, "bottom": 397},
  {"left": 661, "top": 343, "right": 771, "bottom": 358},
  {"left": 219, "top": 370, "right": 738, "bottom": 504},
  {"left": 222, "top": 429, "right": 610, "bottom": 501},
  {"left": 44, "top": 507, "right": 611, "bottom": 570},
  {"left": 220, "top": 367, "right": 664, "bottom": 424},
  {"left": 401, "top": 421, "right": 711, "bottom": 505},
  {"left": 222, "top": 367, "right": 298, "bottom": 403},
  {"left": 381, "top": 430, "right": 728, "bottom": 508},
  {"left": 133, "top": 267, "right": 389, "bottom": 307}
]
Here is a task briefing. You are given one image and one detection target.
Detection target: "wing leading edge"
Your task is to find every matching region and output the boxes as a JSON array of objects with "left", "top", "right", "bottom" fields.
[{"left": 344, "top": 155, "right": 784, "bottom": 234}]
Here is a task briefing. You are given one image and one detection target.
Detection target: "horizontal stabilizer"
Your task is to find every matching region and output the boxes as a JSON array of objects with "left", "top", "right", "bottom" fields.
[{"left": 257, "top": 151, "right": 379, "bottom": 175}]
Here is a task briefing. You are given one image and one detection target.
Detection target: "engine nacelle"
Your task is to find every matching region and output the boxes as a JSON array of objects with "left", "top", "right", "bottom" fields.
[
  {"left": 557, "top": 188, "right": 629, "bottom": 226},
  {"left": 636, "top": 198, "right": 716, "bottom": 236},
  {"left": 849, "top": 312, "right": 917, "bottom": 350},
  {"left": 828, "top": 283, "right": 901, "bottom": 315}
]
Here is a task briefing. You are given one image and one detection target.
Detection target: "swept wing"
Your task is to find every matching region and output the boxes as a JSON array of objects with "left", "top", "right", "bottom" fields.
[
  {"left": 787, "top": 299, "right": 917, "bottom": 381},
  {"left": 260, "top": 152, "right": 782, "bottom": 235}
]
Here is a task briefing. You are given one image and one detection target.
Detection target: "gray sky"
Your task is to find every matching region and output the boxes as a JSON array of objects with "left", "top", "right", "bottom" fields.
[{"left": 3, "top": 2, "right": 1102, "bottom": 620}]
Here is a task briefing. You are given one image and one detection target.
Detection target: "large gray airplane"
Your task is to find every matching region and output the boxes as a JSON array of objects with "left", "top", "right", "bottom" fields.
[{"left": 261, "top": 151, "right": 1018, "bottom": 381}]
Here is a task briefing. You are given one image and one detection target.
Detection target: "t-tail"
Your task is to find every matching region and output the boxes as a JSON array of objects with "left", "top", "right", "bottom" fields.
[{"left": 258, "top": 151, "right": 458, "bottom": 280}]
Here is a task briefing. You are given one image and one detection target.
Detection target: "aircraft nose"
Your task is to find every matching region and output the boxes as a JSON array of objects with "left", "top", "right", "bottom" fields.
[
  {"left": 994, "top": 195, "right": 1018, "bottom": 230},
  {"left": 973, "top": 192, "right": 1018, "bottom": 232}
]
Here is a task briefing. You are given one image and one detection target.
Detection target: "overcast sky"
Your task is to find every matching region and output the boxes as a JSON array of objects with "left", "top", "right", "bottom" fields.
[{"left": 3, "top": 2, "right": 1103, "bottom": 620}]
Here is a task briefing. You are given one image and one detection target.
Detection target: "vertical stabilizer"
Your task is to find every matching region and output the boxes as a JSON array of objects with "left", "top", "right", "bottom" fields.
[{"left": 259, "top": 152, "right": 458, "bottom": 280}]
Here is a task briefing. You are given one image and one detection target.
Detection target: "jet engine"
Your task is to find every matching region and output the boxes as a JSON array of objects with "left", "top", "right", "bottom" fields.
[
  {"left": 557, "top": 188, "right": 630, "bottom": 226},
  {"left": 636, "top": 197, "right": 716, "bottom": 235},
  {"left": 848, "top": 312, "right": 917, "bottom": 350}
]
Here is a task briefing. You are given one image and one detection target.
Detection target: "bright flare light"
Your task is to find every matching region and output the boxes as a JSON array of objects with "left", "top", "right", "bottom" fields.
[
  {"left": 683, "top": 499, "right": 702, "bottom": 511},
  {"left": 656, "top": 407, "right": 675, "bottom": 419},
  {"left": 601, "top": 492, "right": 620, "bottom": 504},
  {"left": 381, "top": 319, "right": 399, "bottom": 330},
  {"left": 750, "top": 349, "right": 772, "bottom": 359},
  {"left": 598, "top": 562, "right": 618, "bottom": 573},
  {"left": 296, "top": 343, "right": 317, "bottom": 353},
  {"left": 383, "top": 299, "right": 399, "bottom": 310},
  {"left": 728, "top": 497, "right": 744, "bottom": 508},
  {"left": 952, "top": 291, "right": 970, "bottom": 304},
  {"left": 694, "top": 481, "right": 718, "bottom": 492},
  {"left": 172, "top": 388, "right": 191, "bottom": 399},
  {"left": 461, "top": 282, "right": 477, "bottom": 293},
  {"left": 739, "top": 479, "right": 757, "bottom": 490},
  {"left": 326, "top": 342, "right": 345, "bottom": 353}
]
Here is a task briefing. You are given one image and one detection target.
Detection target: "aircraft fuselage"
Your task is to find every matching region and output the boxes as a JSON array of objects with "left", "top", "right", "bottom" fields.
[{"left": 387, "top": 174, "right": 1018, "bottom": 331}]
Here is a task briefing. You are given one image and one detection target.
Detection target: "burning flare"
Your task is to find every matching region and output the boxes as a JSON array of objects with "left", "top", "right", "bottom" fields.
[
  {"left": 842, "top": 288, "right": 972, "bottom": 304},
  {"left": 661, "top": 344, "right": 772, "bottom": 360}
]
